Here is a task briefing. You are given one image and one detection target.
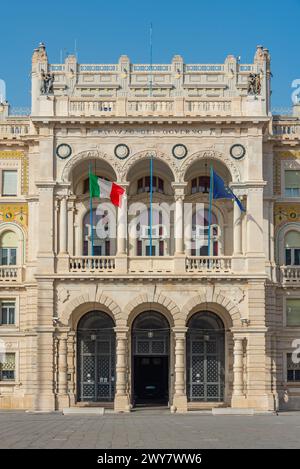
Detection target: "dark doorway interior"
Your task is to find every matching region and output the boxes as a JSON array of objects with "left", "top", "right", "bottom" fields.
[{"left": 134, "top": 356, "right": 169, "bottom": 405}]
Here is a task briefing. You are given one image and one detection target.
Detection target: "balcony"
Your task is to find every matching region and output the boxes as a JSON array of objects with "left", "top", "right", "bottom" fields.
[
  {"left": 66, "top": 255, "right": 234, "bottom": 277},
  {"left": 185, "top": 256, "right": 232, "bottom": 273},
  {"left": 280, "top": 266, "right": 300, "bottom": 285},
  {"left": 0, "top": 266, "right": 23, "bottom": 283},
  {"left": 69, "top": 256, "right": 115, "bottom": 273}
]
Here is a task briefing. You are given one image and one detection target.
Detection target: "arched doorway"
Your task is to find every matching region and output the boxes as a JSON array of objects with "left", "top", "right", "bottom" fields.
[
  {"left": 187, "top": 312, "right": 225, "bottom": 402},
  {"left": 77, "top": 311, "right": 115, "bottom": 402},
  {"left": 132, "top": 311, "right": 170, "bottom": 406}
]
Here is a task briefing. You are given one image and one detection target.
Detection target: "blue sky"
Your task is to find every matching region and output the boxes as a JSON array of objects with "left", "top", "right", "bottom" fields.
[{"left": 0, "top": 0, "right": 299, "bottom": 109}]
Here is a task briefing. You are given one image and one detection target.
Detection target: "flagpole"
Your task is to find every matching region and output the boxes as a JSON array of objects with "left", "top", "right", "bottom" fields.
[
  {"left": 149, "top": 154, "right": 153, "bottom": 256},
  {"left": 149, "top": 22, "right": 153, "bottom": 256},
  {"left": 207, "top": 164, "right": 214, "bottom": 259},
  {"left": 89, "top": 162, "right": 94, "bottom": 257}
]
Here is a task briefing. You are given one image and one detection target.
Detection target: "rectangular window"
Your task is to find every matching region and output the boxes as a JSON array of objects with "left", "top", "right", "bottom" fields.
[
  {"left": 287, "top": 353, "right": 300, "bottom": 382},
  {"left": 2, "top": 171, "right": 18, "bottom": 196},
  {"left": 285, "top": 170, "right": 300, "bottom": 198},
  {"left": 0, "top": 248, "right": 17, "bottom": 266},
  {"left": 1, "top": 301, "right": 15, "bottom": 325},
  {"left": 286, "top": 299, "right": 300, "bottom": 326},
  {"left": 0, "top": 353, "right": 15, "bottom": 381}
]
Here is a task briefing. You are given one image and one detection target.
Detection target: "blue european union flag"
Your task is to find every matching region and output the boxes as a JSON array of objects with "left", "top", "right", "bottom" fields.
[{"left": 212, "top": 169, "right": 246, "bottom": 212}]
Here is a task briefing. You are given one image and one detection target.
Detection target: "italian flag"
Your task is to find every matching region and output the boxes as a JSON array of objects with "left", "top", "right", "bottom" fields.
[{"left": 89, "top": 172, "right": 125, "bottom": 207}]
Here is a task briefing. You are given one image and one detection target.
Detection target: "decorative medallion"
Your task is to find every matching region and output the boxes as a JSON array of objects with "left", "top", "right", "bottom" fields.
[
  {"left": 230, "top": 144, "right": 246, "bottom": 160},
  {"left": 0, "top": 204, "right": 28, "bottom": 228},
  {"left": 172, "top": 144, "right": 188, "bottom": 160},
  {"left": 56, "top": 143, "right": 72, "bottom": 159},
  {"left": 114, "top": 144, "right": 130, "bottom": 160},
  {"left": 275, "top": 204, "right": 300, "bottom": 228}
]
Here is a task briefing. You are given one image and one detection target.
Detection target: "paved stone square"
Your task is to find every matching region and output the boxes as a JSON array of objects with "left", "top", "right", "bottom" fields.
[{"left": 0, "top": 410, "right": 299, "bottom": 449}]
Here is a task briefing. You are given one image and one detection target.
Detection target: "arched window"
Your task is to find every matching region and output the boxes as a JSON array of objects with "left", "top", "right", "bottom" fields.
[
  {"left": 285, "top": 231, "right": 300, "bottom": 266},
  {"left": 191, "top": 209, "right": 220, "bottom": 256},
  {"left": 137, "top": 176, "right": 164, "bottom": 194},
  {"left": 0, "top": 231, "right": 17, "bottom": 265},
  {"left": 83, "top": 209, "right": 114, "bottom": 256}
]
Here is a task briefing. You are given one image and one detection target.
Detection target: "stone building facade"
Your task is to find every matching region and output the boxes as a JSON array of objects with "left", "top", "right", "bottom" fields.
[{"left": 0, "top": 43, "right": 299, "bottom": 412}]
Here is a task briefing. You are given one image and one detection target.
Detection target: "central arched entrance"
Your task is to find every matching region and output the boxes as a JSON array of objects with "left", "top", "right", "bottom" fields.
[
  {"left": 77, "top": 311, "right": 115, "bottom": 403},
  {"left": 187, "top": 311, "right": 225, "bottom": 402},
  {"left": 132, "top": 311, "right": 170, "bottom": 406}
]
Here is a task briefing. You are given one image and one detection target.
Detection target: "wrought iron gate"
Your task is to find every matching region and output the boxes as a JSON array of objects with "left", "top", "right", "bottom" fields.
[
  {"left": 187, "top": 327, "right": 225, "bottom": 402},
  {"left": 77, "top": 311, "right": 115, "bottom": 402}
]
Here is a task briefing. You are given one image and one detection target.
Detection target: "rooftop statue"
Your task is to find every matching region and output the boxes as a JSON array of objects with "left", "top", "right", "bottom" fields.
[
  {"left": 40, "top": 71, "right": 54, "bottom": 95},
  {"left": 247, "top": 73, "right": 261, "bottom": 95}
]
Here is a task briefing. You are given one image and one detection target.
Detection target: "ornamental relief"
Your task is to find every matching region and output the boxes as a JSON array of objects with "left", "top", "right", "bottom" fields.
[
  {"left": 178, "top": 149, "right": 241, "bottom": 182},
  {"left": 122, "top": 148, "right": 179, "bottom": 181},
  {"left": 61, "top": 149, "right": 123, "bottom": 182},
  {"left": 274, "top": 204, "right": 300, "bottom": 229},
  {"left": 0, "top": 203, "right": 28, "bottom": 228},
  {"left": 61, "top": 147, "right": 240, "bottom": 184}
]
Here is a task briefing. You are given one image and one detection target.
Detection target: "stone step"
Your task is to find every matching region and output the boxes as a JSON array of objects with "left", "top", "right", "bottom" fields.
[
  {"left": 62, "top": 407, "right": 105, "bottom": 415},
  {"left": 212, "top": 408, "right": 255, "bottom": 416}
]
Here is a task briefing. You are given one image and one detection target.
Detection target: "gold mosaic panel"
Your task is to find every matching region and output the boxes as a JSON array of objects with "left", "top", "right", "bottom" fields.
[
  {"left": 275, "top": 204, "right": 300, "bottom": 229},
  {"left": 0, "top": 203, "right": 28, "bottom": 228}
]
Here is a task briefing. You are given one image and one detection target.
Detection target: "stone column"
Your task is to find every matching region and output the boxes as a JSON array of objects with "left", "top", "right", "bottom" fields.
[
  {"left": 233, "top": 201, "right": 242, "bottom": 255},
  {"left": 175, "top": 195, "right": 184, "bottom": 255},
  {"left": 172, "top": 183, "right": 187, "bottom": 274},
  {"left": 116, "top": 184, "right": 128, "bottom": 274},
  {"left": 114, "top": 327, "right": 130, "bottom": 412},
  {"left": 57, "top": 335, "right": 69, "bottom": 409},
  {"left": 172, "top": 327, "right": 188, "bottom": 413},
  {"left": 67, "top": 333, "right": 76, "bottom": 406},
  {"left": 59, "top": 196, "right": 68, "bottom": 254},
  {"left": 117, "top": 190, "right": 127, "bottom": 255},
  {"left": 232, "top": 337, "right": 244, "bottom": 400}
]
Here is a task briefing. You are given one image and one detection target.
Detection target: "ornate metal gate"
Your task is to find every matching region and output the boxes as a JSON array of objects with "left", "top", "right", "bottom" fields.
[
  {"left": 187, "top": 312, "right": 225, "bottom": 402},
  {"left": 77, "top": 311, "right": 115, "bottom": 402}
]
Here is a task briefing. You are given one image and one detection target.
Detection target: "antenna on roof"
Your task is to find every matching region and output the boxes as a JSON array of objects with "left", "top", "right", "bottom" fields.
[
  {"left": 149, "top": 22, "right": 153, "bottom": 97},
  {"left": 74, "top": 39, "right": 78, "bottom": 60}
]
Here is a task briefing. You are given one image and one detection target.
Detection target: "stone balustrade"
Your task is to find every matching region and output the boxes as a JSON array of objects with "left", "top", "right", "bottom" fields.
[
  {"left": 280, "top": 266, "right": 300, "bottom": 284},
  {"left": 69, "top": 256, "right": 116, "bottom": 272},
  {"left": 273, "top": 123, "right": 300, "bottom": 138},
  {"left": 0, "top": 266, "right": 22, "bottom": 282},
  {"left": 67, "top": 255, "right": 234, "bottom": 275},
  {"left": 185, "top": 256, "right": 232, "bottom": 273},
  {"left": 69, "top": 100, "right": 115, "bottom": 116},
  {"left": 0, "top": 121, "right": 30, "bottom": 138}
]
